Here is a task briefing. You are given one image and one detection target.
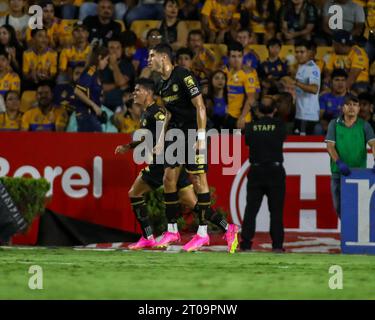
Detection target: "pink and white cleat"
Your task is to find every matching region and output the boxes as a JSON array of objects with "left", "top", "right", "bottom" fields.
[
  {"left": 154, "top": 232, "right": 181, "bottom": 248},
  {"left": 128, "top": 236, "right": 156, "bottom": 250},
  {"left": 223, "top": 224, "right": 240, "bottom": 253},
  {"left": 182, "top": 234, "right": 210, "bottom": 252}
]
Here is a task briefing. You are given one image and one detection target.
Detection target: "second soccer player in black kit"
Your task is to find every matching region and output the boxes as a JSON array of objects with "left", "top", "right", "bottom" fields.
[
  {"left": 240, "top": 96, "right": 287, "bottom": 252},
  {"left": 148, "top": 44, "right": 239, "bottom": 253}
]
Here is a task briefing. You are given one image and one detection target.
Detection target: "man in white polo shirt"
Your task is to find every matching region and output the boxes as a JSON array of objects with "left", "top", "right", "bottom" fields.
[{"left": 288, "top": 40, "right": 321, "bottom": 135}]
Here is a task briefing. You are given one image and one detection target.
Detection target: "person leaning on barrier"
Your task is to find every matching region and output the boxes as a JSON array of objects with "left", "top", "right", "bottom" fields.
[
  {"left": 325, "top": 94, "right": 375, "bottom": 218},
  {"left": 240, "top": 96, "right": 287, "bottom": 253}
]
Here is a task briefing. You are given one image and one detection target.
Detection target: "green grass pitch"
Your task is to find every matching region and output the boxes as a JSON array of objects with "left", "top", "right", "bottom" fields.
[{"left": 1, "top": 248, "right": 375, "bottom": 299}]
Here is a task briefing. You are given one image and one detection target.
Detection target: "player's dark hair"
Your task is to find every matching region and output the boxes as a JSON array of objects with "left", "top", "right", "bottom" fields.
[
  {"left": 136, "top": 78, "right": 155, "bottom": 93},
  {"left": 176, "top": 47, "right": 193, "bottom": 60},
  {"left": 267, "top": 38, "right": 282, "bottom": 48},
  {"left": 295, "top": 39, "right": 312, "bottom": 50},
  {"left": 31, "top": 27, "right": 46, "bottom": 38},
  {"left": 188, "top": 30, "right": 203, "bottom": 41},
  {"left": 228, "top": 41, "right": 243, "bottom": 54},
  {"left": 331, "top": 68, "right": 348, "bottom": 79},
  {"left": 153, "top": 43, "right": 173, "bottom": 62},
  {"left": 344, "top": 94, "right": 359, "bottom": 105},
  {"left": 358, "top": 92, "right": 373, "bottom": 104}
]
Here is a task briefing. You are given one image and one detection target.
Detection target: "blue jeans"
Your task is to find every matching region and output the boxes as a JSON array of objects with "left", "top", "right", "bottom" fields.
[
  {"left": 124, "top": 4, "right": 164, "bottom": 28},
  {"left": 76, "top": 112, "right": 102, "bottom": 132},
  {"left": 331, "top": 176, "right": 341, "bottom": 218}
]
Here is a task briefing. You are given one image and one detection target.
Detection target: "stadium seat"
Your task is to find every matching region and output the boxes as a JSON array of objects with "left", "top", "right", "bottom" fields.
[
  {"left": 20, "top": 91, "right": 37, "bottom": 113},
  {"left": 184, "top": 20, "right": 201, "bottom": 31},
  {"left": 203, "top": 43, "right": 227, "bottom": 62},
  {"left": 130, "top": 20, "right": 160, "bottom": 40},
  {"left": 249, "top": 45, "right": 268, "bottom": 62},
  {"left": 115, "top": 20, "right": 126, "bottom": 32}
]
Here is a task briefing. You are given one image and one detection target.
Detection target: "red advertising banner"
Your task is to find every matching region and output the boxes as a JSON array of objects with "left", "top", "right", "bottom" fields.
[{"left": 0, "top": 132, "right": 357, "bottom": 245}]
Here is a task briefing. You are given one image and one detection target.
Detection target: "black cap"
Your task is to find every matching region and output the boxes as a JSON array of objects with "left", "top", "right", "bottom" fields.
[
  {"left": 333, "top": 30, "right": 353, "bottom": 46},
  {"left": 73, "top": 21, "right": 89, "bottom": 32}
]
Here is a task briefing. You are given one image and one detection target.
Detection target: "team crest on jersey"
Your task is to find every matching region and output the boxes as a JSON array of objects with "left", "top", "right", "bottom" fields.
[
  {"left": 154, "top": 112, "right": 165, "bottom": 121},
  {"left": 172, "top": 84, "right": 179, "bottom": 92},
  {"left": 184, "top": 76, "right": 195, "bottom": 88}
]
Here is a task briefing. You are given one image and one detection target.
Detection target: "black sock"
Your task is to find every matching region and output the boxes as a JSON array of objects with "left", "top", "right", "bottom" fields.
[
  {"left": 197, "top": 193, "right": 211, "bottom": 225},
  {"left": 164, "top": 192, "right": 180, "bottom": 223},
  {"left": 130, "top": 197, "right": 153, "bottom": 238},
  {"left": 194, "top": 203, "right": 229, "bottom": 232}
]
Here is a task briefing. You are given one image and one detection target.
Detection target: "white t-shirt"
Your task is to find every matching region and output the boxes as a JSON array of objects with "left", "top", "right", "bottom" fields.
[
  {"left": 0, "top": 14, "right": 30, "bottom": 38},
  {"left": 295, "top": 60, "right": 321, "bottom": 122}
]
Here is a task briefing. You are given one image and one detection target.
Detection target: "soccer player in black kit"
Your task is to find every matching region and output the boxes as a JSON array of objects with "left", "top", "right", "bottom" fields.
[
  {"left": 115, "top": 78, "right": 198, "bottom": 250},
  {"left": 148, "top": 44, "right": 239, "bottom": 253},
  {"left": 240, "top": 96, "right": 287, "bottom": 252}
]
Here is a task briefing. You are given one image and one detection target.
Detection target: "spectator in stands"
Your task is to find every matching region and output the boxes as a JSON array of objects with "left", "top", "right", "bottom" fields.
[
  {"left": 132, "top": 28, "right": 162, "bottom": 73},
  {"left": 240, "top": 0, "right": 277, "bottom": 43},
  {"left": 102, "top": 36, "right": 135, "bottom": 111},
  {"left": 0, "top": 91, "right": 22, "bottom": 131},
  {"left": 178, "top": 0, "right": 201, "bottom": 20},
  {"left": 221, "top": 28, "right": 260, "bottom": 73},
  {"left": 279, "top": 0, "right": 318, "bottom": 44},
  {"left": 124, "top": 0, "right": 165, "bottom": 29},
  {"left": 23, "top": 28, "right": 58, "bottom": 90},
  {"left": 74, "top": 45, "right": 109, "bottom": 132},
  {"left": 322, "top": 0, "right": 365, "bottom": 42},
  {"left": 21, "top": 82, "right": 68, "bottom": 131},
  {"left": 158, "top": 0, "right": 188, "bottom": 51},
  {"left": 316, "top": 69, "right": 348, "bottom": 134},
  {"left": 59, "top": 21, "right": 91, "bottom": 83},
  {"left": 113, "top": 99, "right": 141, "bottom": 133},
  {"left": 309, "top": 40, "right": 324, "bottom": 72},
  {"left": 79, "top": 0, "right": 130, "bottom": 21},
  {"left": 188, "top": 30, "right": 217, "bottom": 82},
  {"left": 205, "top": 69, "right": 228, "bottom": 130},
  {"left": 83, "top": 0, "right": 122, "bottom": 46},
  {"left": 175, "top": 47, "right": 194, "bottom": 70},
  {"left": 258, "top": 38, "right": 288, "bottom": 95},
  {"left": 364, "top": 0, "right": 375, "bottom": 62},
  {"left": 324, "top": 30, "right": 369, "bottom": 93},
  {"left": 201, "top": 0, "right": 240, "bottom": 44},
  {"left": 0, "top": 48, "right": 20, "bottom": 97},
  {"left": 223, "top": 41, "right": 258, "bottom": 130},
  {"left": 0, "top": 0, "right": 29, "bottom": 41},
  {"left": 359, "top": 92, "right": 375, "bottom": 130},
  {"left": 288, "top": 40, "right": 321, "bottom": 135},
  {"left": 0, "top": 24, "right": 24, "bottom": 74},
  {"left": 54, "top": 65, "right": 85, "bottom": 116}
]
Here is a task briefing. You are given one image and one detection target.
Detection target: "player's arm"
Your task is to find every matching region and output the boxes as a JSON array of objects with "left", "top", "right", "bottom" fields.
[
  {"left": 192, "top": 93, "right": 207, "bottom": 132},
  {"left": 115, "top": 136, "right": 146, "bottom": 154},
  {"left": 74, "top": 80, "right": 102, "bottom": 116},
  {"left": 153, "top": 110, "right": 170, "bottom": 155}
]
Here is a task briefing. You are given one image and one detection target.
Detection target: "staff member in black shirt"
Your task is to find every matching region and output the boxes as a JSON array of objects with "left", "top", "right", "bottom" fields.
[{"left": 240, "top": 96, "right": 287, "bottom": 252}]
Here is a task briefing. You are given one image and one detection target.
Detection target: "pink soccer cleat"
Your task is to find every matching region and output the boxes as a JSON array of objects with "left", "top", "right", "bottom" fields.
[
  {"left": 154, "top": 232, "right": 181, "bottom": 248},
  {"left": 128, "top": 236, "right": 156, "bottom": 250},
  {"left": 182, "top": 234, "right": 210, "bottom": 252},
  {"left": 223, "top": 224, "right": 239, "bottom": 254}
]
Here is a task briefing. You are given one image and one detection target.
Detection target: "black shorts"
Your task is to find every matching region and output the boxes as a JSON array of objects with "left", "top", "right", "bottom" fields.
[
  {"left": 140, "top": 164, "right": 192, "bottom": 190},
  {"left": 163, "top": 133, "right": 208, "bottom": 174}
]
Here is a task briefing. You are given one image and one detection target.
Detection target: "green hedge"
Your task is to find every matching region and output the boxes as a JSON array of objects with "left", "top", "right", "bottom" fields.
[
  {"left": 0, "top": 177, "right": 50, "bottom": 225},
  {"left": 145, "top": 186, "right": 228, "bottom": 235}
]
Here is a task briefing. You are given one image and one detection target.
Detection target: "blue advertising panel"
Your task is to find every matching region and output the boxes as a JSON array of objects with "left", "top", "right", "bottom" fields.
[{"left": 341, "top": 169, "right": 375, "bottom": 254}]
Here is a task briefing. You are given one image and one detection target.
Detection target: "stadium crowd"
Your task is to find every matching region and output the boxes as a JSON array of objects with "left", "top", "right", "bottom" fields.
[{"left": 0, "top": 0, "right": 374, "bottom": 135}]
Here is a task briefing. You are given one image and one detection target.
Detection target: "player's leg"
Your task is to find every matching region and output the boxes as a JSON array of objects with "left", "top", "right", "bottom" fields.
[
  {"left": 154, "top": 166, "right": 182, "bottom": 247},
  {"left": 127, "top": 170, "right": 156, "bottom": 250}
]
